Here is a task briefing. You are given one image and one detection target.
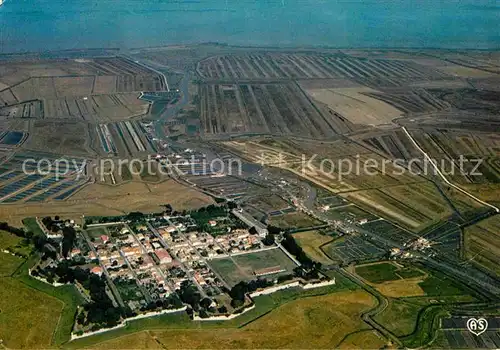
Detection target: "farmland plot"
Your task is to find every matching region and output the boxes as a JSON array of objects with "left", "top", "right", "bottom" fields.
[
  {"left": 464, "top": 215, "right": 500, "bottom": 275},
  {"left": 201, "top": 83, "right": 338, "bottom": 138},
  {"left": 43, "top": 94, "right": 148, "bottom": 122},
  {"left": 96, "top": 121, "right": 155, "bottom": 156},
  {"left": 11, "top": 77, "right": 94, "bottom": 101},
  {"left": 197, "top": 53, "right": 446, "bottom": 85},
  {"left": 24, "top": 120, "right": 93, "bottom": 156}
]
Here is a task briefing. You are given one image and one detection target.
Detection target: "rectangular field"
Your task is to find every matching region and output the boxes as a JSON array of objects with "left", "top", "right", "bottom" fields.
[
  {"left": 323, "top": 235, "right": 386, "bottom": 264},
  {"left": 95, "top": 121, "right": 155, "bottom": 156},
  {"left": 354, "top": 262, "right": 425, "bottom": 284},
  {"left": 24, "top": 120, "right": 92, "bottom": 155},
  {"left": 268, "top": 211, "right": 323, "bottom": 229},
  {"left": 43, "top": 93, "right": 148, "bottom": 122},
  {"left": 304, "top": 86, "right": 403, "bottom": 126},
  {"left": 209, "top": 248, "right": 298, "bottom": 287},
  {"left": 11, "top": 76, "right": 94, "bottom": 101},
  {"left": 292, "top": 230, "right": 334, "bottom": 265},
  {"left": 200, "top": 83, "right": 340, "bottom": 138},
  {"left": 0, "top": 101, "right": 44, "bottom": 119},
  {"left": 464, "top": 215, "right": 500, "bottom": 275}
]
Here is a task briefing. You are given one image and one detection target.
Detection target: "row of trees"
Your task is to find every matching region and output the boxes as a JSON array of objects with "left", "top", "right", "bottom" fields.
[
  {"left": 0, "top": 221, "right": 49, "bottom": 252},
  {"left": 0, "top": 221, "right": 26, "bottom": 237},
  {"left": 83, "top": 274, "right": 124, "bottom": 328},
  {"left": 229, "top": 279, "right": 273, "bottom": 308}
]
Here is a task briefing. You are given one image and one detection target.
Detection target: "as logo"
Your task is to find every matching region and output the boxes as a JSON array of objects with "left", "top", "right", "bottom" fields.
[{"left": 466, "top": 318, "right": 488, "bottom": 336}]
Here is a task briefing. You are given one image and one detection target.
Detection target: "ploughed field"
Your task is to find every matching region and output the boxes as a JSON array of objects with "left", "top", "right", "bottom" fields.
[
  {"left": 199, "top": 82, "right": 343, "bottom": 138},
  {"left": 197, "top": 53, "right": 446, "bottom": 86}
]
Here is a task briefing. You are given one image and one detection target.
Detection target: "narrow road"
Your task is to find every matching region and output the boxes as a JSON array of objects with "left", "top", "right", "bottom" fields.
[
  {"left": 118, "top": 250, "right": 153, "bottom": 304},
  {"left": 125, "top": 223, "right": 175, "bottom": 294},
  {"left": 146, "top": 222, "right": 207, "bottom": 297},
  {"left": 79, "top": 230, "right": 126, "bottom": 308},
  {"left": 182, "top": 235, "right": 228, "bottom": 292}
]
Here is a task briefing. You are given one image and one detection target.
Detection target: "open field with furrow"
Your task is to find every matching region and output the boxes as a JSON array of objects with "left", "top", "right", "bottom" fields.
[
  {"left": 429, "top": 88, "right": 500, "bottom": 114},
  {"left": 92, "top": 75, "right": 118, "bottom": 93},
  {"left": 201, "top": 83, "right": 340, "bottom": 138},
  {"left": 197, "top": 53, "right": 446, "bottom": 85},
  {"left": 381, "top": 182, "right": 454, "bottom": 219},
  {"left": 464, "top": 215, "right": 500, "bottom": 275},
  {"left": 441, "top": 186, "right": 485, "bottom": 215},
  {"left": 407, "top": 129, "right": 500, "bottom": 184},
  {"left": 356, "top": 131, "right": 421, "bottom": 160},
  {"left": 113, "top": 122, "right": 134, "bottom": 156},
  {"left": 124, "top": 121, "right": 146, "bottom": 152},
  {"left": 94, "top": 120, "right": 154, "bottom": 156},
  {"left": 342, "top": 190, "right": 426, "bottom": 229},
  {"left": 364, "top": 88, "right": 450, "bottom": 114},
  {"left": 82, "top": 57, "right": 154, "bottom": 76},
  {"left": 10, "top": 76, "right": 94, "bottom": 101}
]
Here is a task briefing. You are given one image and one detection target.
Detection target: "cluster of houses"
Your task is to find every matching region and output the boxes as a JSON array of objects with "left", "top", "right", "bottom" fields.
[
  {"left": 36, "top": 206, "right": 298, "bottom": 319},
  {"left": 66, "top": 210, "right": 269, "bottom": 310}
]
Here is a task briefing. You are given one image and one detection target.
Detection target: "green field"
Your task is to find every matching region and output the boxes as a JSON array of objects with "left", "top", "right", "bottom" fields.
[
  {"left": 22, "top": 217, "right": 45, "bottom": 236},
  {"left": 397, "top": 268, "right": 426, "bottom": 279},
  {"left": 464, "top": 215, "right": 500, "bottom": 275},
  {"left": 355, "top": 262, "right": 469, "bottom": 299},
  {"left": 0, "top": 277, "right": 65, "bottom": 348},
  {"left": 208, "top": 257, "right": 248, "bottom": 287},
  {"left": 325, "top": 204, "right": 378, "bottom": 222},
  {"left": 374, "top": 298, "right": 423, "bottom": 336},
  {"left": 13, "top": 255, "right": 86, "bottom": 345},
  {"left": 355, "top": 262, "right": 401, "bottom": 283},
  {"left": 86, "top": 226, "right": 109, "bottom": 239},
  {"left": 0, "top": 236, "right": 84, "bottom": 349},
  {"left": 355, "top": 262, "right": 425, "bottom": 284},
  {"left": 292, "top": 230, "right": 334, "bottom": 265},
  {"left": 371, "top": 264, "right": 480, "bottom": 347},
  {"left": 0, "top": 231, "right": 32, "bottom": 257},
  {"left": 417, "top": 271, "right": 469, "bottom": 296},
  {"left": 0, "top": 229, "right": 24, "bottom": 250},
  {"left": 0, "top": 230, "right": 28, "bottom": 276},
  {"left": 0, "top": 252, "right": 24, "bottom": 276},
  {"left": 209, "top": 248, "right": 298, "bottom": 287}
]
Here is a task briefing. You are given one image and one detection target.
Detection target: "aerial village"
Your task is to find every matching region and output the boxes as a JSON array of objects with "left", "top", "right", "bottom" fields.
[{"left": 29, "top": 203, "right": 333, "bottom": 336}]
